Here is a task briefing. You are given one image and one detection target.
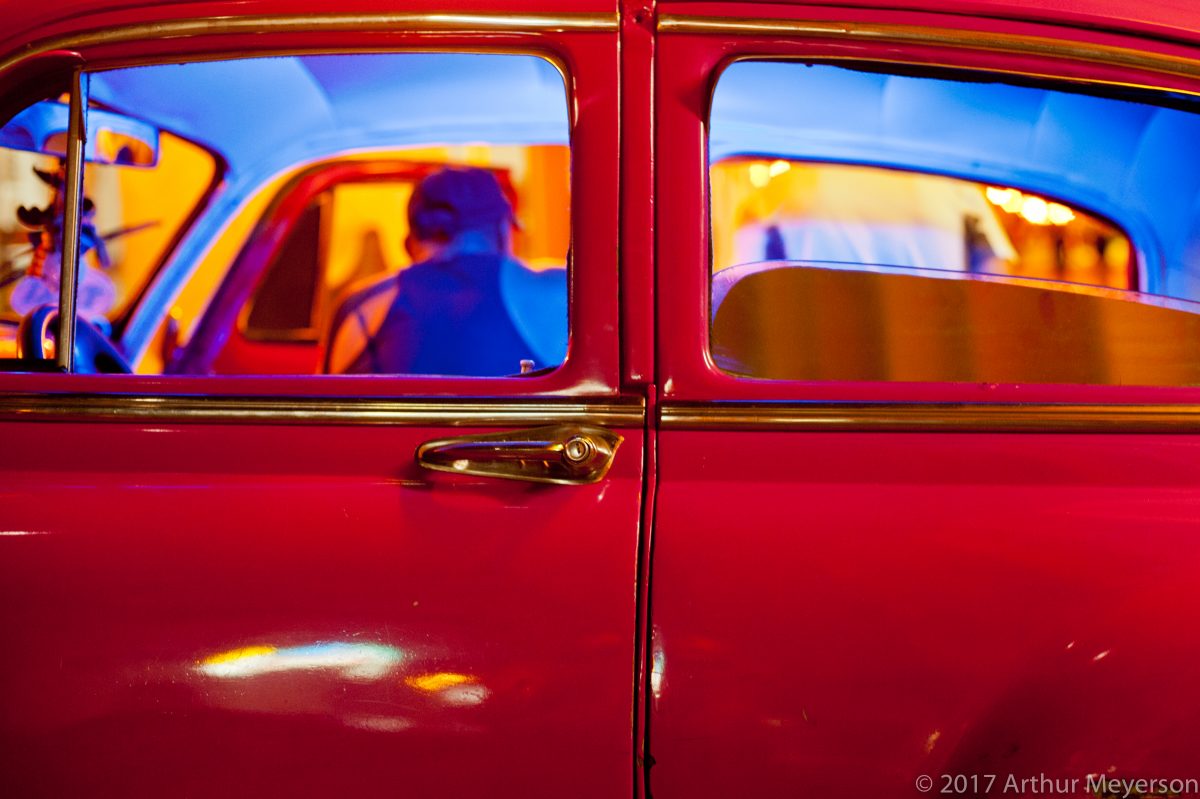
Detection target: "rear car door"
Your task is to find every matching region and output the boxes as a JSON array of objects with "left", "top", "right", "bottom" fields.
[
  {"left": 0, "top": 7, "right": 642, "bottom": 797},
  {"left": 650, "top": 4, "right": 1200, "bottom": 797}
]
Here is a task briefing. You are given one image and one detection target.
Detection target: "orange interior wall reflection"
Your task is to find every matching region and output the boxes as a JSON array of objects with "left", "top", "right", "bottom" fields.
[{"left": 710, "top": 158, "right": 1135, "bottom": 291}]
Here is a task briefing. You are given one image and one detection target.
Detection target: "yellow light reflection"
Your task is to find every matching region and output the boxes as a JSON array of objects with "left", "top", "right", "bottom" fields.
[
  {"left": 1020, "top": 196, "right": 1049, "bottom": 225},
  {"left": 748, "top": 163, "right": 770, "bottom": 188},
  {"left": 404, "top": 672, "right": 489, "bottom": 706},
  {"left": 985, "top": 186, "right": 1017, "bottom": 207},
  {"left": 404, "top": 672, "right": 476, "bottom": 692},
  {"left": 989, "top": 187, "right": 1076, "bottom": 227},
  {"left": 768, "top": 160, "right": 791, "bottom": 178},
  {"left": 201, "top": 645, "right": 276, "bottom": 666},
  {"left": 197, "top": 642, "right": 403, "bottom": 680},
  {"left": 1047, "top": 202, "right": 1075, "bottom": 225}
]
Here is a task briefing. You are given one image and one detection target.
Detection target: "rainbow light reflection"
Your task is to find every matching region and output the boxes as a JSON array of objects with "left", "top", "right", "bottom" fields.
[{"left": 198, "top": 642, "right": 403, "bottom": 680}]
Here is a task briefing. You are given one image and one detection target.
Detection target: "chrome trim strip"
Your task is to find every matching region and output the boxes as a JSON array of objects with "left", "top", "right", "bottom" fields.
[
  {"left": 0, "top": 12, "right": 617, "bottom": 73},
  {"left": 55, "top": 69, "right": 87, "bottom": 372},
  {"left": 0, "top": 394, "right": 644, "bottom": 427},
  {"left": 660, "top": 402, "right": 1200, "bottom": 433},
  {"left": 657, "top": 15, "right": 1200, "bottom": 85}
]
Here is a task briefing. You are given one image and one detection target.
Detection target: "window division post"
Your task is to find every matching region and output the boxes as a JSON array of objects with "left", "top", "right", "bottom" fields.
[{"left": 56, "top": 68, "right": 89, "bottom": 372}]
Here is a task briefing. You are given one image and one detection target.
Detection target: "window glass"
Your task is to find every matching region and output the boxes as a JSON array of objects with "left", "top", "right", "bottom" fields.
[
  {"left": 712, "top": 160, "right": 1134, "bottom": 289},
  {"left": 0, "top": 114, "right": 216, "bottom": 347},
  {"left": 709, "top": 62, "right": 1200, "bottom": 385},
  {"left": 1, "top": 52, "right": 571, "bottom": 377},
  {"left": 0, "top": 148, "right": 56, "bottom": 359},
  {"left": 238, "top": 147, "right": 568, "bottom": 362},
  {"left": 87, "top": 130, "right": 218, "bottom": 323}
]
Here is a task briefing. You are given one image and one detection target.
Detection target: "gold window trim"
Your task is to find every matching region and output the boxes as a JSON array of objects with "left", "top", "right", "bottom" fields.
[
  {"left": 0, "top": 394, "right": 644, "bottom": 427},
  {"left": 1, "top": 12, "right": 618, "bottom": 74},
  {"left": 658, "top": 15, "right": 1200, "bottom": 92}
]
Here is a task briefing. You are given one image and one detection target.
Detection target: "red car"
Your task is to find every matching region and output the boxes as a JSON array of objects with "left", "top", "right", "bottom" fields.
[{"left": 3, "top": 0, "right": 1200, "bottom": 796}]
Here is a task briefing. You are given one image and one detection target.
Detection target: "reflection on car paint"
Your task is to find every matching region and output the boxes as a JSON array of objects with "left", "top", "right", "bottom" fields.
[
  {"left": 196, "top": 641, "right": 404, "bottom": 680},
  {"left": 403, "top": 671, "right": 492, "bottom": 708},
  {"left": 650, "top": 628, "right": 666, "bottom": 702}
]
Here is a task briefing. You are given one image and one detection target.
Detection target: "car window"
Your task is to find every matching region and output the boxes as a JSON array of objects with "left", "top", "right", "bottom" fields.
[
  {"left": 708, "top": 62, "right": 1200, "bottom": 385},
  {"left": 1, "top": 52, "right": 571, "bottom": 378}
]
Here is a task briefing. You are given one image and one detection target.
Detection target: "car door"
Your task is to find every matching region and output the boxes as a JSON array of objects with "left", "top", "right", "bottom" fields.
[
  {"left": 0, "top": 7, "right": 643, "bottom": 798},
  {"left": 649, "top": 5, "right": 1200, "bottom": 797}
]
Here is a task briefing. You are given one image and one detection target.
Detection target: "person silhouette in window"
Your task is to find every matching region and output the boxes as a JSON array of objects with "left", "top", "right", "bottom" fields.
[{"left": 325, "top": 166, "right": 566, "bottom": 376}]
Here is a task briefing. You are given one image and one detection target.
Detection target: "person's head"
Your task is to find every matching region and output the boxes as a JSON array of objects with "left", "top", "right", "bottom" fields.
[{"left": 406, "top": 166, "right": 516, "bottom": 261}]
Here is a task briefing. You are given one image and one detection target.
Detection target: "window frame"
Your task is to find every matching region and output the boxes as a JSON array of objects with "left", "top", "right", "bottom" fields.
[{"left": 655, "top": 8, "right": 1200, "bottom": 408}]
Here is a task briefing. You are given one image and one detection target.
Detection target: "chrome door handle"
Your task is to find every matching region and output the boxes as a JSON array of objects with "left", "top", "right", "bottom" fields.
[{"left": 416, "top": 424, "right": 623, "bottom": 485}]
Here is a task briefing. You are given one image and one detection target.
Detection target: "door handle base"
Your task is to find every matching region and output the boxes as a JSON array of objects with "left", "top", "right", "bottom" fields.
[{"left": 416, "top": 424, "right": 623, "bottom": 485}]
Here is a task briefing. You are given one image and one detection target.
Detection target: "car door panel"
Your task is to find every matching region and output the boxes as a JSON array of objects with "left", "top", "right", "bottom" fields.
[
  {"left": 0, "top": 6, "right": 637, "bottom": 796},
  {"left": 650, "top": 428, "right": 1200, "bottom": 796},
  {"left": 0, "top": 409, "right": 643, "bottom": 796},
  {"left": 648, "top": 8, "right": 1200, "bottom": 798}
]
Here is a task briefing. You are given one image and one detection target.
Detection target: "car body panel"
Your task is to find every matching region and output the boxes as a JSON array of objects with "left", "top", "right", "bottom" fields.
[
  {"left": 0, "top": 415, "right": 644, "bottom": 796},
  {"left": 648, "top": 11, "right": 1200, "bottom": 798},
  {"left": 0, "top": 6, "right": 641, "bottom": 797},
  {"left": 650, "top": 430, "right": 1200, "bottom": 796}
]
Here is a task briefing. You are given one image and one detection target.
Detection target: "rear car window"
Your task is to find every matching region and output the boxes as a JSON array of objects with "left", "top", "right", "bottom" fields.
[{"left": 708, "top": 62, "right": 1200, "bottom": 386}]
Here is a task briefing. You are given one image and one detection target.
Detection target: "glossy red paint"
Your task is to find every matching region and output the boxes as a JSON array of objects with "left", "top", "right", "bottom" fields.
[
  {"left": 0, "top": 419, "right": 644, "bottom": 796},
  {"left": 0, "top": 3, "right": 641, "bottom": 796},
  {"left": 650, "top": 431, "right": 1200, "bottom": 796},
  {"left": 660, "top": 0, "right": 1200, "bottom": 42},
  {"left": 0, "top": 0, "right": 617, "bottom": 60},
  {"left": 649, "top": 6, "right": 1200, "bottom": 798},
  {"left": 620, "top": 0, "right": 657, "bottom": 386},
  {"left": 618, "top": 3, "right": 659, "bottom": 796}
]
